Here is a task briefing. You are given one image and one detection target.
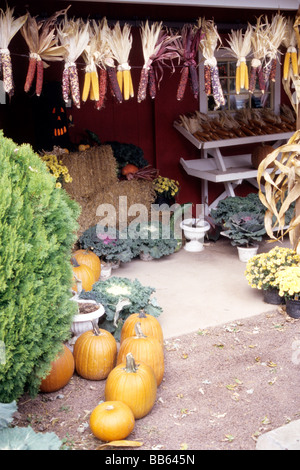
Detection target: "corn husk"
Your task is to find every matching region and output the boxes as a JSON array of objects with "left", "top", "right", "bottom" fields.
[
  {"left": 257, "top": 130, "right": 300, "bottom": 252},
  {"left": 21, "top": 9, "right": 68, "bottom": 96},
  {"left": 108, "top": 21, "right": 134, "bottom": 100},
  {"left": 249, "top": 17, "right": 267, "bottom": 94},
  {"left": 261, "top": 14, "right": 287, "bottom": 84},
  {"left": 199, "top": 18, "right": 225, "bottom": 109},
  {"left": 137, "top": 21, "right": 180, "bottom": 102},
  {"left": 0, "top": 6, "right": 27, "bottom": 95},
  {"left": 56, "top": 15, "right": 90, "bottom": 108},
  {"left": 224, "top": 25, "right": 252, "bottom": 93}
]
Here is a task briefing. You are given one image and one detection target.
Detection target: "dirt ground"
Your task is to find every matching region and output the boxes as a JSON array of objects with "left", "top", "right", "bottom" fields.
[{"left": 14, "top": 306, "right": 300, "bottom": 451}]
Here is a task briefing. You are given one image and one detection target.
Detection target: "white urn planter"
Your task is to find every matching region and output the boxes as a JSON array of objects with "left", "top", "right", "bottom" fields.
[
  {"left": 70, "top": 297, "right": 105, "bottom": 337},
  {"left": 180, "top": 218, "right": 210, "bottom": 252}
]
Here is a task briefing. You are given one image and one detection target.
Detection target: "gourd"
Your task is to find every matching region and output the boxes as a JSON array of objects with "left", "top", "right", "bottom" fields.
[
  {"left": 73, "top": 249, "right": 101, "bottom": 281},
  {"left": 89, "top": 401, "right": 135, "bottom": 441},
  {"left": 71, "top": 258, "right": 96, "bottom": 293},
  {"left": 251, "top": 144, "right": 274, "bottom": 169},
  {"left": 78, "top": 144, "right": 90, "bottom": 151},
  {"left": 73, "top": 322, "right": 117, "bottom": 380},
  {"left": 40, "top": 344, "right": 75, "bottom": 393},
  {"left": 120, "top": 310, "right": 164, "bottom": 346},
  {"left": 105, "top": 352, "right": 157, "bottom": 419},
  {"left": 117, "top": 322, "right": 164, "bottom": 386},
  {"left": 121, "top": 164, "right": 139, "bottom": 176}
]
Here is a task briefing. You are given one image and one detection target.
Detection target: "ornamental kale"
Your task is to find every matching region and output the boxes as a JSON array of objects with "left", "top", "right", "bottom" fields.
[
  {"left": 80, "top": 276, "right": 162, "bottom": 339},
  {"left": 125, "top": 221, "right": 178, "bottom": 259},
  {"left": 224, "top": 211, "right": 266, "bottom": 247}
]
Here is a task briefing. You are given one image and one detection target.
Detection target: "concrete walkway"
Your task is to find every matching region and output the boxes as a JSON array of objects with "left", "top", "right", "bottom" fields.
[{"left": 117, "top": 237, "right": 286, "bottom": 339}]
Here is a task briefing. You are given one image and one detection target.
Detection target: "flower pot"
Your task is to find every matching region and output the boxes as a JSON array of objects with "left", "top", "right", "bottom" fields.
[
  {"left": 263, "top": 288, "right": 285, "bottom": 305},
  {"left": 70, "top": 298, "right": 105, "bottom": 337},
  {"left": 237, "top": 245, "right": 258, "bottom": 262},
  {"left": 180, "top": 218, "right": 210, "bottom": 253},
  {"left": 100, "top": 262, "right": 112, "bottom": 279},
  {"left": 285, "top": 299, "right": 300, "bottom": 319}
]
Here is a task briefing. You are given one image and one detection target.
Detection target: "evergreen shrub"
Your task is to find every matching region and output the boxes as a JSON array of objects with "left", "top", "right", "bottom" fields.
[{"left": 0, "top": 132, "right": 80, "bottom": 402}]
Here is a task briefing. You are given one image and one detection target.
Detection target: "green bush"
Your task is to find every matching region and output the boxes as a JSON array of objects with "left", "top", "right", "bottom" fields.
[{"left": 0, "top": 132, "right": 80, "bottom": 403}]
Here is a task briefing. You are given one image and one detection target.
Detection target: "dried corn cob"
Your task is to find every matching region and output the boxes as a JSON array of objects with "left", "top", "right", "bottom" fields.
[
  {"left": 204, "top": 63, "right": 211, "bottom": 95},
  {"left": 148, "top": 65, "right": 156, "bottom": 99},
  {"left": 68, "top": 64, "right": 80, "bottom": 109},
  {"left": 249, "top": 58, "right": 261, "bottom": 93},
  {"left": 283, "top": 45, "right": 298, "bottom": 79},
  {"left": 62, "top": 66, "right": 70, "bottom": 102},
  {"left": 36, "top": 58, "right": 44, "bottom": 97},
  {"left": 0, "top": 49, "right": 13, "bottom": 95},
  {"left": 91, "top": 70, "right": 99, "bottom": 101},
  {"left": 177, "top": 65, "right": 189, "bottom": 100},
  {"left": 211, "top": 64, "right": 225, "bottom": 109},
  {"left": 137, "top": 66, "right": 149, "bottom": 103},
  {"left": 107, "top": 65, "right": 123, "bottom": 103},
  {"left": 257, "top": 66, "right": 265, "bottom": 94},
  {"left": 24, "top": 53, "right": 38, "bottom": 92},
  {"left": 189, "top": 61, "right": 199, "bottom": 99},
  {"left": 269, "top": 58, "right": 277, "bottom": 82},
  {"left": 96, "top": 67, "right": 107, "bottom": 110},
  {"left": 82, "top": 70, "right": 91, "bottom": 102}
]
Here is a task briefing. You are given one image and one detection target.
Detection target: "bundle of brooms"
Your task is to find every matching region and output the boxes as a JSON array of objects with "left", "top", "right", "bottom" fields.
[{"left": 61, "top": 145, "right": 156, "bottom": 235}]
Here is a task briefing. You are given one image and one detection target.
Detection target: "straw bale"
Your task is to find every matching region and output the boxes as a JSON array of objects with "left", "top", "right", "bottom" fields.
[{"left": 61, "top": 145, "right": 118, "bottom": 199}]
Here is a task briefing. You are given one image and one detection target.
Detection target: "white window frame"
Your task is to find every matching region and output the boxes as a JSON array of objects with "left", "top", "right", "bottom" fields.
[{"left": 198, "top": 49, "right": 281, "bottom": 115}]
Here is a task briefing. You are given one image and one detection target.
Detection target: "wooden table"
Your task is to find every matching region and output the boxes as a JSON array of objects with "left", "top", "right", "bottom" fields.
[{"left": 174, "top": 121, "right": 294, "bottom": 215}]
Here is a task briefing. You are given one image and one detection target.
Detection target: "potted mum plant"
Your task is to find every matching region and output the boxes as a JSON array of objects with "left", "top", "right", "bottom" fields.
[
  {"left": 152, "top": 176, "right": 180, "bottom": 206},
  {"left": 245, "top": 246, "right": 300, "bottom": 304},
  {"left": 275, "top": 266, "right": 300, "bottom": 318},
  {"left": 223, "top": 211, "right": 266, "bottom": 261}
]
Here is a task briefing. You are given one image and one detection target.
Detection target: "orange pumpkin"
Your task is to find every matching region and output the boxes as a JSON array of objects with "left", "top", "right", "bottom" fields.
[
  {"left": 73, "top": 249, "right": 101, "bottom": 281},
  {"left": 90, "top": 401, "right": 135, "bottom": 441},
  {"left": 120, "top": 310, "right": 164, "bottom": 346},
  {"left": 117, "top": 322, "right": 164, "bottom": 386},
  {"left": 73, "top": 322, "right": 117, "bottom": 380},
  {"left": 105, "top": 352, "right": 157, "bottom": 419},
  {"left": 121, "top": 164, "right": 139, "bottom": 176},
  {"left": 72, "top": 258, "right": 96, "bottom": 292},
  {"left": 40, "top": 345, "right": 75, "bottom": 393}
]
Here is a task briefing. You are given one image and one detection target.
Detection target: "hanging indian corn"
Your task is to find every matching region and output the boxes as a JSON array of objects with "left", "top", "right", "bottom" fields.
[
  {"left": 199, "top": 19, "right": 225, "bottom": 109},
  {"left": 91, "top": 18, "right": 111, "bottom": 110},
  {"left": 21, "top": 10, "right": 67, "bottom": 97},
  {"left": 249, "top": 17, "right": 266, "bottom": 94},
  {"left": 0, "top": 6, "right": 27, "bottom": 96},
  {"left": 56, "top": 15, "right": 90, "bottom": 109},
  {"left": 224, "top": 25, "right": 252, "bottom": 94},
  {"left": 283, "top": 17, "right": 298, "bottom": 80},
  {"left": 82, "top": 23, "right": 100, "bottom": 102},
  {"left": 175, "top": 22, "right": 203, "bottom": 101},
  {"left": 137, "top": 21, "right": 180, "bottom": 103},
  {"left": 262, "top": 14, "right": 287, "bottom": 85},
  {"left": 108, "top": 21, "right": 134, "bottom": 101}
]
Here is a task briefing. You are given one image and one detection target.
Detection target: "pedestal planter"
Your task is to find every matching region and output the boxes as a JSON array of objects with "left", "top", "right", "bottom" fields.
[
  {"left": 285, "top": 299, "right": 300, "bottom": 319},
  {"left": 70, "top": 298, "right": 105, "bottom": 337},
  {"left": 263, "top": 288, "right": 285, "bottom": 305},
  {"left": 180, "top": 218, "right": 210, "bottom": 252},
  {"left": 139, "top": 251, "right": 154, "bottom": 261},
  {"left": 237, "top": 245, "right": 258, "bottom": 262}
]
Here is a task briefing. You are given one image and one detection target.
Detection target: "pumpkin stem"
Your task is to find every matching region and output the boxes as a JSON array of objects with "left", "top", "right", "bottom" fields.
[
  {"left": 134, "top": 322, "right": 146, "bottom": 338},
  {"left": 105, "top": 405, "right": 114, "bottom": 411},
  {"left": 125, "top": 352, "right": 138, "bottom": 373},
  {"left": 138, "top": 310, "right": 147, "bottom": 318},
  {"left": 92, "top": 320, "right": 101, "bottom": 336},
  {"left": 71, "top": 257, "right": 80, "bottom": 267},
  {"left": 73, "top": 272, "right": 82, "bottom": 296}
]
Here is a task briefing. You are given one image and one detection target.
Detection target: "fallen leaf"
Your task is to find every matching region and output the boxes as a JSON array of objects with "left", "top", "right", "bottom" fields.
[
  {"left": 261, "top": 416, "right": 271, "bottom": 425},
  {"left": 96, "top": 440, "right": 143, "bottom": 450},
  {"left": 267, "top": 361, "right": 277, "bottom": 368},
  {"left": 181, "top": 353, "right": 188, "bottom": 359},
  {"left": 224, "top": 434, "right": 235, "bottom": 442},
  {"left": 180, "top": 443, "right": 188, "bottom": 450}
]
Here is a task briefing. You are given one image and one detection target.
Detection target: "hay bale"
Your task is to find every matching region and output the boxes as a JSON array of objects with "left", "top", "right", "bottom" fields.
[{"left": 61, "top": 145, "right": 118, "bottom": 199}]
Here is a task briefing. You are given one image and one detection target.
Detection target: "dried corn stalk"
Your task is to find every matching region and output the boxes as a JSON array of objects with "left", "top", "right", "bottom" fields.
[
  {"left": 57, "top": 15, "right": 90, "bottom": 108},
  {"left": 224, "top": 25, "right": 252, "bottom": 94},
  {"left": 199, "top": 19, "right": 225, "bottom": 109},
  {"left": 109, "top": 21, "right": 134, "bottom": 101},
  {"left": 0, "top": 6, "right": 27, "bottom": 96},
  {"left": 21, "top": 9, "right": 67, "bottom": 97},
  {"left": 257, "top": 130, "right": 300, "bottom": 252},
  {"left": 282, "top": 13, "right": 300, "bottom": 121},
  {"left": 175, "top": 23, "right": 202, "bottom": 101},
  {"left": 137, "top": 21, "right": 180, "bottom": 103}
]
